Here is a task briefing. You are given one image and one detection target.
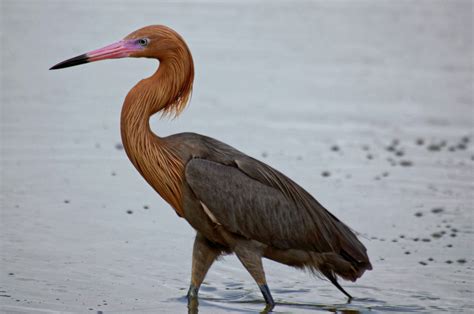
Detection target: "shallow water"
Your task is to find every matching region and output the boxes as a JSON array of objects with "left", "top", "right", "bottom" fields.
[{"left": 1, "top": 0, "right": 473, "bottom": 313}]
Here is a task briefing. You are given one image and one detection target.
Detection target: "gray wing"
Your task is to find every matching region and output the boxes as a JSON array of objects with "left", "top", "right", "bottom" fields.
[{"left": 185, "top": 156, "right": 367, "bottom": 262}]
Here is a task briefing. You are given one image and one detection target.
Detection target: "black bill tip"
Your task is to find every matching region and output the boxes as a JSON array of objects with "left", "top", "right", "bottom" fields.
[{"left": 50, "top": 53, "right": 89, "bottom": 70}]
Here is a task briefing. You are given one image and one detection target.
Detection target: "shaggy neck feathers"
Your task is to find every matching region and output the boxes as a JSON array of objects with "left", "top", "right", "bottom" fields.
[{"left": 120, "top": 32, "right": 194, "bottom": 217}]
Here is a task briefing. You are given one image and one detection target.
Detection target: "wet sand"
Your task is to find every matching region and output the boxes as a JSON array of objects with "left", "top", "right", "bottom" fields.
[{"left": 1, "top": 0, "right": 473, "bottom": 313}]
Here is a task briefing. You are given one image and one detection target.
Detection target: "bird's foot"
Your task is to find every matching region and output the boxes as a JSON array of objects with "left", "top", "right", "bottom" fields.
[{"left": 259, "top": 284, "right": 275, "bottom": 312}]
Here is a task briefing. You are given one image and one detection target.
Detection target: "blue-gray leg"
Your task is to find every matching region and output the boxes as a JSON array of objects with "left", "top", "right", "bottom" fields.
[
  {"left": 259, "top": 284, "right": 275, "bottom": 310},
  {"left": 187, "top": 233, "right": 221, "bottom": 304},
  {"left": 235, "top": 244, "right": 276, "bottom": 311}
]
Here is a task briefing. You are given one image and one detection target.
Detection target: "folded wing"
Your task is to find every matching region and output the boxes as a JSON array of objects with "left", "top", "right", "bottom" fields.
[{"left": 185, "top": 157, "right": 370, "bottom": 269}]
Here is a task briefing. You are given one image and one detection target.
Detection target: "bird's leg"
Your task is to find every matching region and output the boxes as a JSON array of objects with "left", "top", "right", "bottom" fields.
[
  {"left": 234, "top": 244, "right": 275, "bottom": 310},
  {"left": 187, "top": 233, "right": 222, "bottom": 303}
]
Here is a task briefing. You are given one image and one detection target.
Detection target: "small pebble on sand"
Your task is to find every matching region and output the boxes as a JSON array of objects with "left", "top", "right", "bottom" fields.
[
  {"left": 143, "top": 205, "right": 149, "bottom": 209},
  {"left": 416, "top": 138, "right": 425, "bottom": 146},
  {"left": 431, "top": 207, "right": 444, "bottom": 214},
  {"left": 261, "top": 151, "right": 268, "bottom": 158},
  {"left": 126, "top": 210, "right": 133, "bottom": 215},
  {"left": 331, "top": 145, "right": 339, "bottom": 152},
  {"left": 115, "top": 143, "right": 124, "bottom": 150},
  {"left": 457, "top": 259, "right": 466, "bottom": 264},
  {"left": 427, "top": 144, "right": 441, "bottom": 151},
  {"left": 419, "top": 261, "right": 427, "bottom": 266},
  {"left": 446, "top": 260, "right": 453, "bottom": 264},
  {"left": 321, "top": 171, "right": 330, "bottom": 177},
  {"left": 400, "top": 160, "right": 413, "bottom": 167},
  {"left": 415, "top": 212, "right": 423, "bottom": 217}
]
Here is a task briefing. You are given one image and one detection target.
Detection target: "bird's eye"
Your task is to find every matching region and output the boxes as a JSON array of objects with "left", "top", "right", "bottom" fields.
[{"left": 138, "top": 38, "right": 149, "bottom": 47}]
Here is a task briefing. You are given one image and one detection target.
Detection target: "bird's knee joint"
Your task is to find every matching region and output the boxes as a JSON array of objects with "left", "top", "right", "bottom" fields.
[{"left": 187, "top": 284, "right": 199, "bottom": 299}]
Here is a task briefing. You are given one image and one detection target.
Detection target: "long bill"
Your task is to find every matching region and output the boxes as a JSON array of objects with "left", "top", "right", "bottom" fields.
[{"left": 50, "top": 40, "right": 141, "bottom": 70}]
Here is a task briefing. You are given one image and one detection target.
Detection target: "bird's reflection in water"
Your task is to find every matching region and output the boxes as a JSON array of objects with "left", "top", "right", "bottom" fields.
[
  {"left": 187, "top": 297, "right": 199, "bottom": 314},
  {"left": 186, "top": 296, "right": 361, "bottom": 314},
  {"left": 187, "top": 300, "right": 273, "bottom": 314}
]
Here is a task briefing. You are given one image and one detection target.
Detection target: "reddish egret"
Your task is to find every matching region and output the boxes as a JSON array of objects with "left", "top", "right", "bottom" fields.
[{"left": 51, "top": 25, "right": 372, "bottom": 310}]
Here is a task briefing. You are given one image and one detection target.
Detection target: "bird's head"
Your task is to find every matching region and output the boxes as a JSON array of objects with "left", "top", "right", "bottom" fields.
[{"left": 50, "top": 25, "right": 187, "bottom": 70}]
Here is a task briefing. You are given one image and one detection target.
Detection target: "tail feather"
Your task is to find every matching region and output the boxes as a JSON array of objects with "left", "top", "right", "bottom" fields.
[
  {"left": 334, "top": 220, "right": 372, "bottom": 268},
  {"left": 304, "top": 251, "right": 370, "bottom": 298},
  {"left": 306, "top": 252, "right": 366, "bottom": 281}
]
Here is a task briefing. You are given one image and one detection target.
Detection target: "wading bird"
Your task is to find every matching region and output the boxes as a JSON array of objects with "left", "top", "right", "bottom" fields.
[{"left": 51, "top": 25, "right": 372, "bottom": 310}]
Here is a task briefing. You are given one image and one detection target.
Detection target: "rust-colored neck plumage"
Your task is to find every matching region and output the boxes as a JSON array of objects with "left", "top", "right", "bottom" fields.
[{"left": 120, "top": 26, "right": 194, "bottom": 216}]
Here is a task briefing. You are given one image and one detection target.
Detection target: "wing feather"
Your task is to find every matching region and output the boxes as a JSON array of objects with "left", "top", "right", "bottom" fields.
[
  {"left": 233, "top": 156, "right": 369, "bottom": 264},
  {"left": 167, "top": 133, "right": 371, "bottom": 280},
  {"left": 186, "top": 158, "right": 346, "bottom": 254},
  {"left": 171, "top": 132, "right": 370, "bottom": 275}
]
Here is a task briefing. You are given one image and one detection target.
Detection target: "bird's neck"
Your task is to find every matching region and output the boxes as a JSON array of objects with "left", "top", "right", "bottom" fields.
[{"left": 120, "top": 55, "right": 194, "bottom": 217}]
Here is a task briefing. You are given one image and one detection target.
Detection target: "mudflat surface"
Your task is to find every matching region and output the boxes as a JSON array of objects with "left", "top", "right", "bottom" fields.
[{"left": 1, "top": 0, "right": 473, "bottom": 313}]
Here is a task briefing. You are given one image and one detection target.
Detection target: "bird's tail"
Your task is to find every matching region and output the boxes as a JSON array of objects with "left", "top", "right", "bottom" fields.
[
  {"left": 305, "top": 218, "right": 372, "bottom": 287},
  {"left": 323, "top": 210, "right": 373, "bottom": 281},
  {"left": 306, "top": 250, "right": 370, "bottom": 282}
]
